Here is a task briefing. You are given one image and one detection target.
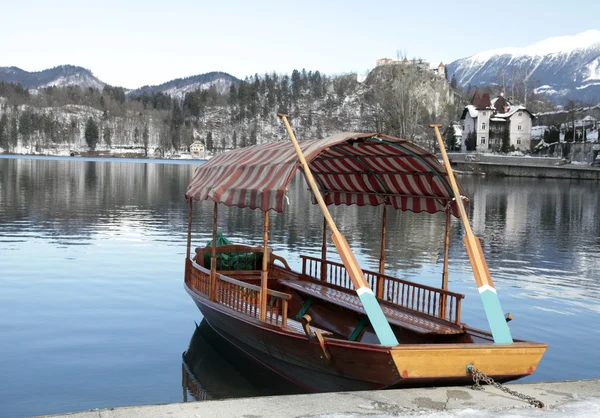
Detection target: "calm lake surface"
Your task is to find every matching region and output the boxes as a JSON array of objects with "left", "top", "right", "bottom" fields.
[{"left": 1, "top": 156, "right": 599, "bottom": 417}]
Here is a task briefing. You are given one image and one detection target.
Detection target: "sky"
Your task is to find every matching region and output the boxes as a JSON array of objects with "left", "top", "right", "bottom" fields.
[{"left": 1, "top": 0, "right": 599, "bottom": 89}]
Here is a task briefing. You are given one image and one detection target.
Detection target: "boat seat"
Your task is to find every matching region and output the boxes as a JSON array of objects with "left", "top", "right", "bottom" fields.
[{"left": 279, "top": 279, "right": 465, "bottom": 335}]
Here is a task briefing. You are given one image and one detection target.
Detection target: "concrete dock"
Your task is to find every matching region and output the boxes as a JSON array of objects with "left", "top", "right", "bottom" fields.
[{"left": 41, "top": 379, "right": 600, "bottom": 417}]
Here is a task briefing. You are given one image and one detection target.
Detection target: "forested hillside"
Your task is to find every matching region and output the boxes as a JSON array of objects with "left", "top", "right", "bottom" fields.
[{"left": 0, "top": 65, "right": 460, "bottom": 156}]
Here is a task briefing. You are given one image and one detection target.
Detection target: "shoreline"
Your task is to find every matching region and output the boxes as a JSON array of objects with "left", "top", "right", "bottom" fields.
[{"left": 39, "top": 379, "right": 600, "bottom": 418}]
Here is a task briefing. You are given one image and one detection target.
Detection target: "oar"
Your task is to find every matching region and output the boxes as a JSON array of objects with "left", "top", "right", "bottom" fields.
[
  {"left": 430, "top": 124, "right": 513, "bottom": 344},
  {"left": 278, "top": 114, "right": 399, "bottom": 346}
]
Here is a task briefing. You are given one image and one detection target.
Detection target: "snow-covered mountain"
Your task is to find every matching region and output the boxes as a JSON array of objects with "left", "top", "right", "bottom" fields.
[
  {"left": 127, "top": 71, "right": 239, "bottom": 98},
  {"left": 447, "top": 30, "right": 600, "bottom": 104},
  {"left": 0, "top": 65, "right": 105, "bottom": 90},
  {"left": 0, "top": 66, "right": 239, "bottom": 99}
]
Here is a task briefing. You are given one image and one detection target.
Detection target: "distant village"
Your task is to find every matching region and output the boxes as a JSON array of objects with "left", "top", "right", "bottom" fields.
[{"left": 372, "top": 55, "right": 600, "bottom": 164}]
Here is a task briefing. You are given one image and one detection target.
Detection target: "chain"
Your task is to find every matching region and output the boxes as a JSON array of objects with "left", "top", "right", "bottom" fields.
[{"left": 466, "top": 365, "right": 544, "bottom": 408}]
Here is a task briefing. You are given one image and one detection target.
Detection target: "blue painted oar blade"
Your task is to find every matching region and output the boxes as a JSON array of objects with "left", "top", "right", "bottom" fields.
[
  {"left": 358, "top": 289, "right": 399, "bottom": 346},
  {"left": 480, "top": 288, "right": 513, "bottom": 344}
]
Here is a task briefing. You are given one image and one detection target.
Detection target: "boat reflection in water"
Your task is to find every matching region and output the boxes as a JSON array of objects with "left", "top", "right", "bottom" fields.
[{"left": 182, "top": 320, "right": 305, "bottom": 402}]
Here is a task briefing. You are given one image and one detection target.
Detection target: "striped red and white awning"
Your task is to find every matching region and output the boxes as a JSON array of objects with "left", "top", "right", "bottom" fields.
[{"left": 186, "top": 132, "right": 468, "bottom": 217}]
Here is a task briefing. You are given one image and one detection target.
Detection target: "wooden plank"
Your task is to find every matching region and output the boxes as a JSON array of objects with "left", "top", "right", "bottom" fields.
[
  {"left": 280, "top": 280, "right": 464, "bottom": 335},
  {"left": 260, "top": 211, "right": 269, "bottom": 321},
  {"left": 390, "top": 344, "right": 547, "bottom": 378},
  {"left": 210, "top": 202, "right": 218, "bottom": 301},
  {"left": 186, "top": 198, "right": 193, "bottom": 260}
]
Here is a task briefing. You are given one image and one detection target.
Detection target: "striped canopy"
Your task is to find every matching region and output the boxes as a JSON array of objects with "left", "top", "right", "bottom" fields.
[{"left": 186, "top": 132, "right": 468, "bottom": 218}]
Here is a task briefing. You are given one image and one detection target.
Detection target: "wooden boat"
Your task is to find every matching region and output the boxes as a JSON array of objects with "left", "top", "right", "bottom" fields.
[{"left": 183, "top": 116, "right": 547, "bottom": 392}]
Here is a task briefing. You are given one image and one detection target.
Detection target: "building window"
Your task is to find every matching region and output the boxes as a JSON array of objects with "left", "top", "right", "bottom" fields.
[
  {"left": 517, "top": 139, "right": 521, "bottom": 145},
  {"left": 481, "top": 137, "right": 486, "bottom": 144},
  {"left": 518, "top": 125, "right": 522, "bottom": 131},
  {"left": 482, "top": 122, "right": 486, "bottom": 130},
  {"left": 518, "top": 112, "right": 523, "bottom": 116}
]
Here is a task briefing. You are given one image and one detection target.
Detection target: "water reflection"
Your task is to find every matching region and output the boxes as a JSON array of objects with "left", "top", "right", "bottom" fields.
[
  {"left": 181, "top": 320, "right": 304, "bottom": 402},
  {"left": 1, "top": 157, "right": 600, "bottom": 417}
]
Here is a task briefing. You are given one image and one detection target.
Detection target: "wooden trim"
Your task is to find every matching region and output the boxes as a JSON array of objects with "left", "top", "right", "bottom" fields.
[
  {"left": 260, "top": 211, "right": 269, "bottom": 321},
  {"left": 210, "top": 202, "right": 218, "bottom": 301},
  {"left": 301, "top": 256, "right": 464, "bottom": 299},
  {"left": 191, "top": 261, "right": 291, "bottom": 300},
  {"left": 440, "top": 208, "right": 451, "bottom": 319},
  {"left": 379, "top": 205, "right": 387, "bottom": 276},
  {"left": 321, "top": 216, "right": 327, "bottom": 282},
  {"left": 186, "top": 198, "right": 193, "bottom": 261},
  {"left": 390, "top": 343, "right": 547, "bottom": 378}
]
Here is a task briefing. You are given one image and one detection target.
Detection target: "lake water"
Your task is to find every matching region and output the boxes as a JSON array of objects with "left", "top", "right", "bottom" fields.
[{"left": 1, "top": 156, "right": 599, "bottom": 417}]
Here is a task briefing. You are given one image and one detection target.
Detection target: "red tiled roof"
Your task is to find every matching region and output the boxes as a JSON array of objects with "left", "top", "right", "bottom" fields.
[
  {"left": 480, "top": 93, "right": 492, "bottom": 108},
  {"left": 470, "top": 90, "right": 482, "bottom": 107}
]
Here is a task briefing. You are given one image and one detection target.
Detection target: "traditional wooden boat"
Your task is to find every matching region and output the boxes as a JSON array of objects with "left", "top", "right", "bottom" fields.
[{"left": 183, "top": 116, "right": 547, "bottom": 392}]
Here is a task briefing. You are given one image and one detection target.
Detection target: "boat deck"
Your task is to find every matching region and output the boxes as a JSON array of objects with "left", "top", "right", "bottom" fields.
[{"left": 280, "top": 279, "right": 465, "bottom": 335}]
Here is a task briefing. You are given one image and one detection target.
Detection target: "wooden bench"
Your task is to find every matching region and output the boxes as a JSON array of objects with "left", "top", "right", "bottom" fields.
[{"left": 280, "top": 279, "right": 465, "bottom": 335}]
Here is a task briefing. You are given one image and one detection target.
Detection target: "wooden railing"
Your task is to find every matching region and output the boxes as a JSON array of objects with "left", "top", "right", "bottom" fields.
[
  {"left": 301, "top": 256, "right": 464, "bottom": 324},
  {"left": 187, "top": 259, "right": 210, "bottom": 296},
  {"left": 186, "top": 260, "right": 291, "bottom": 327}
]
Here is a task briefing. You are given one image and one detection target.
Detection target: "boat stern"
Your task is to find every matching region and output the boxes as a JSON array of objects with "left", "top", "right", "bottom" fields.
[{"left": 390, "top": 342, "right": 547, "bottom": 384}]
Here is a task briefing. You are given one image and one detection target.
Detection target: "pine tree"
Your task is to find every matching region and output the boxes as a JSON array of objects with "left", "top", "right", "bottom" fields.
[
  {"left": 143, "top": 124, "right": 149, "bottom": 156},
  {"left": 134, "top": 126, "right": 140, "bottom": 143},
  {"left": 170, "top": 102, "right": 184, "bottom": 150},
  {"left": 501, "top": 128, "right": 510, "bottom": 153},
  {"left": 450, "top": 75, "right": 457, "bottom": 89},
  {"left": 84, "top": 117, "right": 99, "bottom": 151},
  {"left": 291, "top": 69, "right": 301, "bottom": 101},
  {"left": 206, "top": 131, "right": 213, "bottom": 150},
  {"left": 232, "top": 131, "right": 237, "bottom": 148},
  {"left": 249, "top": 127, "right": 257, "bottom": 145},
  {"left": 0, "top": 114, "right": 8, "bottom": 150},
  {"left": 103, "top": 126, "right": 112, "bottom": 147},
  {"left": 466, "top": 131, "right": 477, "bottom": 152},
  {"left": 9, "top": 118, "right": 18, "bottom": 149},
  {"left": 19, "top": 112, "right": 33, "bottom": 145}
]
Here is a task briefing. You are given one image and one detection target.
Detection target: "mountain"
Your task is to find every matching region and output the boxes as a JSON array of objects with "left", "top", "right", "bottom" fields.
[
  {"left": 447, "top": 30, "right": 600, "bottom": 104},
  {"left": 127, "top": 71, "right": 239, "bottom": 98},
  {"left": 0, "top": 65, "right": 105, "bottom": 90},
  {"left": 0, "top": 65, "right": 239, "bottom": 99}
]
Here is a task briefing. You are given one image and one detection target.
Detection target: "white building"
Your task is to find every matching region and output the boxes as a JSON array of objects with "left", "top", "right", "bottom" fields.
[
  {"left": 189, "top": 141, "right": 206, "bottom": 157},
  {"left": 375, "top": 57, "right": 446, "bottom": 76},
  {"left": 460, "top": 91, "right": 534, "bottom": 152}
]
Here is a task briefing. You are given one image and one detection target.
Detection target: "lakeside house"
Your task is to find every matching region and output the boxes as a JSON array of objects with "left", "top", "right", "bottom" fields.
[
  {"left": 460, "top": 91, "right": 534, "bottom": 152},
  {"left": 189, "top": 141, "right": 206, "bottom": 157}
]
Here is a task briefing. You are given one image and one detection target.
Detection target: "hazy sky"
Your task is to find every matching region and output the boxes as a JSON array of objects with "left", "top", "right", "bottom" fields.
[{"left": 1, "top": 0, "right": 598, "bottom": 88}]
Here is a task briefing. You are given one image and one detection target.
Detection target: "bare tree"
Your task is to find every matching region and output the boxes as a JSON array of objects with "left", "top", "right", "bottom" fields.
[{"left": 375, "top": 65, "right": 432, "bottom": 140}]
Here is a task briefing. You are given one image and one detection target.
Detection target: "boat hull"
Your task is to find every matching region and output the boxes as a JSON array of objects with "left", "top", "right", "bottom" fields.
[{"left": 187, "top": 287, "right": 546, "bottom": 392}]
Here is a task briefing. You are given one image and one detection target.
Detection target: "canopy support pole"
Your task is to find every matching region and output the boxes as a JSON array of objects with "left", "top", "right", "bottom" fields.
[
  {"left": 376, "top": 205, "right": 387, "bottom": 299},
  {"left": 440, "top": 208, "right": 451, "bottom": 319},
  {"left": 431, "top": 124, "right": 512, "bottom": 344},
  {"left": 210, "top": 202, "right": 218, "bottom": 302},
  {"left": 321, "top": 216, "right": 327, "bottom": 282},
  {"left": 279, "top": 114, "right": 398, "bottom": 346},
  {"left": 379, "top": 205, "right": 387, "bottom": 276},
  {"left": 260, "top": 211, "right": 269, "bottom": 322},
  {"left": 186, "top": 198, "right": 193, "bottom": 261}
]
